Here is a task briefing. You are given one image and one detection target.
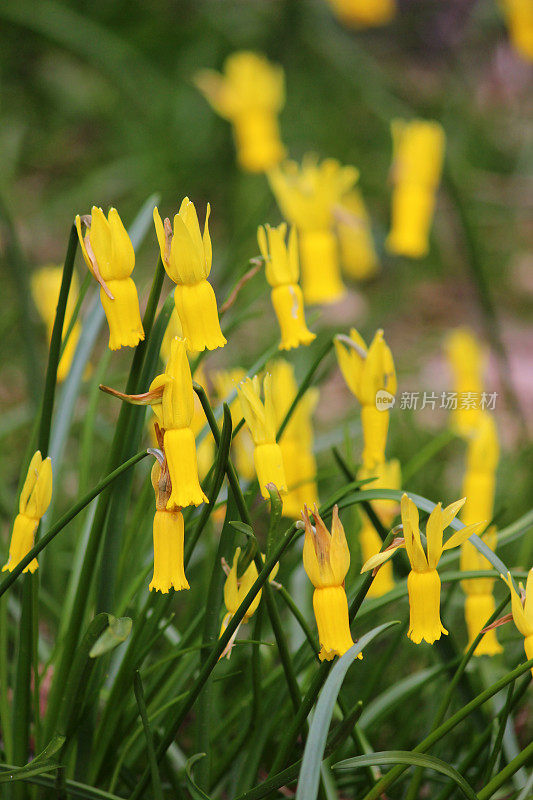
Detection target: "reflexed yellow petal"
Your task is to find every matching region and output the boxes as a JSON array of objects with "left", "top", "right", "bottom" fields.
[
  {"left": 203, "top": 203, "right": 212, "bottom": 276},
  {"left": 153, "top": 207, "right": 167, "bottom": 263},
  {"left": 426, "top": 502, "right": 443, "bottom": 570},
  {"left": 360, "top": 544, "right": 402, "bottom": 573},
  {"left": 90, "top": 206, "right": 113, "bottom": 280},
  {"left": 442, "top": 520, "right": 484, "bottom": 551},
  {"left": 441, "top": 497, "right": 466, "bottom": 529},
  {"left": 108, "top": 207, "right": 134, "bottom": 279},
  {"left": 19, "top": 451, "right": 43, "bottom": 515},
  {"left": 329, "top": 505, "right": 350, "bottom": 584},
  {"left": 523, "top": 568, "right": 533, "bottom": 625},
  {"left": 224, "top": 549, "right": 241, "bottom": 613},
  {"left": 401, "top": 494, "right": 427, "bottom": 571},
  {"left": 502, "top": 572, "right": 532, "bottom": 637}
]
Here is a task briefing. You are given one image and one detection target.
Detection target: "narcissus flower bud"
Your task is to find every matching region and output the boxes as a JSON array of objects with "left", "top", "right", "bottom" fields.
[
  {"left": 501, "top": 570, "right": 533, "bottom": 675},
  {"left": 149, "top": 462, "right": 189, "bottom": 594},
  {"left": 76, "top": 207, "right": 144, "bottom": 350},
  {"left": 3, "top": 451, "right": 52, "bottom": 574},
  {"left": 31, "top": 265, "right": 81, "bottom": 382}
]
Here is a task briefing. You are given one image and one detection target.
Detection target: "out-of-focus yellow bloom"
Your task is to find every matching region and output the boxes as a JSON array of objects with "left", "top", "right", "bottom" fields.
[
  {"left": 213, "top": 368, "right": 256, "bottom": 481},
  {"left": 303, "top": 505, "right": 355, "bottom": 661},
  {"left": 460, "top": 412, "right": 502, "bottom": 655},
  {"left": 3, "top": 451, "right": 52, "bottom": 574},
  {"left": 149, "top": 461, "right": 189, "bottom": 593},
  {"left": 501, "top": 0, "right": 533, "bottom": 60},
  {"left": 362, "top": 495, "right": 484, "bottom": 644},
  {"left": 76, "top": 207, "right": 144, "bottom": 350},
  {"left": 258, "top": 223, "right": 315, "bottom": 350},
  {"left": 336, "top": 189, "right": 379, "bottom": 281},
  {"left": 269, "top": 156, "right": 358, "bottom": 305},
  {"left": 154, "top": 198, "right": 226, "bottom": 353},
  {"left": 160, "top": 308, "right": 183, "bottom": 365},
  {"left": 445, "top": 327, "right": 485, "bottom": 437},
  {"left": 358, "top": 459, "right": 400, "bottom": 598},
  {"left": 386, "top": 119, "right": 445, "bottom": 259},
  {"left": 335, "top": 328, "right": 397, "bottom": 469},
  {"left": 31, "top": 266, "right": 81, "bottom": 382},
  {"left": 270, "top": 359, "right": 319, "bottom": 518},
  {"left": 326, "top": 0, "right": 395, "bottom": 27},
  {"left": 190, "top": 365, "right": 215, "bottom": 482},
  {"left": 196, "top": 51, "right": 285, "bottom": 173},
  {"left": 237, "top": 375, "right": 287, "bottom": 498},
  {"left": 501, "top": 570, "right": 533, "bottom": 674}
]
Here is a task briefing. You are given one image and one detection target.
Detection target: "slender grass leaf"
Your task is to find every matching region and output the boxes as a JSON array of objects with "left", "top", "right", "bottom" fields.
[
  {"left": 89, "top": 616, "right": 132, "bottom": 658},
  {"left": 185, "top": 754, "right": 212, "bottom": 800}
]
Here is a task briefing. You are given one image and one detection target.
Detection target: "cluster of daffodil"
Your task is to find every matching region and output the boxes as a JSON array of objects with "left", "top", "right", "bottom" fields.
[{"left": 335, "top": 328, "right": 400, "bottom": 597}]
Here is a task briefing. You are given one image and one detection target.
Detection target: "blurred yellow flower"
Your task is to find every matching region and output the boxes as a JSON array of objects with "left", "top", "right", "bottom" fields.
[
  {"left": 501, "top": 570, "right": 533, "bottom": 674},
  {"left": 190, "top": 365, "right": 215, "bottom": 482},
  {"left": 213, "top": 368, "right": 256, "bottom": 482},
  {"left": 358, "top": 459, "right": 400, "bottom": 597},
  {"left": 154, "top": 198, "right": 226, "bottom": 353},
  {"left": 445, "top": 327, "right": 485, "bottom": 437},
  {"left": 149, "top": 461, "right": 189, "bottom": 593},
  {"left": 326, "top": 0, "right": 395, "bottom": 27},
  {"left": 3, "top": 451, "right": 52, "bottom": 574},
  {"left": 501, "top": 0, "right": 533, "bottom": 61},
  {"left": 336, "top": 189, "right": 379, "bottom": 281},
  {"left": 31, "top": 265, "right": 81, "bottom": 382},
  {"left": 196, "top": 51, "right": 285, "bottom": 173},
  {"left": 386, "top": 119, "right": 445, "bottom": 259},
  {"left": 76, "top": 207, "right": 145, "bottom": 350}
]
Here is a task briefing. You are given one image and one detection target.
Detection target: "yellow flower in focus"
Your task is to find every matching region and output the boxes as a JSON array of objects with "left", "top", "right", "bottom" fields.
[
  {"left": 362, "top": 494, "right": 484, "bottom": 644},
  {"left": 326, "top": 0, "right": 395, "bottom": 27},
  {"left": 501, "top": 0, "right": 533, "bottom": 60},
  {"left": 237, "top": 375, "right": 287, "bottom": 498},
  {"left": 269, "top": 156, "right": 358, "bottom": 304},
  {"left": 196, "top": 51, "right": 285, "bottom": 173},
  {"left": 3, "top": 451, "right": 52, "bottom": 574},
  {"left": 336, "top": 189, "right": 379, "bottom": 281},
  {"left": 258, "top": 223, "right": 316, "bottom": 350},
  {"left": 75, "top": 207, "right": 145, "bottom": 350},
  {"left": 153, "top": 198, "right": 226, "bottom": 353},
  {"left": 149, "top": 461, "right": 189, "bottom": 594},
  {"left": 445, "top": 327, "right": 485, "bottom": 437},
  {"left": 386, "top": 119, "right": 445, "bottom": 259},
  {"left": 31, "top": 266, "right": 81, "bottom": 382},
  {"left": 302, "top": 505, "right": 355, "bottom": 661},
  {"left": 160, "top": 308, "right": 183, "bottom": 365},
  {"left": 501, "top": 570, "right": 533, "bottom": 674},
  {"left": 335, "top": 328, "right": 397, "bottom": 469},
  {"left": 213, "top": 368, "right": 255, "bottom": 481}
]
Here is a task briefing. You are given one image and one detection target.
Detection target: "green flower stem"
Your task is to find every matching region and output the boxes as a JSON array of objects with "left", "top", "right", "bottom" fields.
[
  {"left": 478, "top": 736, "right": 533, "bottom": 800},
  {"left": 331, "top": 447, "right": 389, "bottom": 543},
  {"left": 59, "top": 271, "right": 92, "bottom": 361},
  {"left": 133, "top": 671, "right": 163, "bottom": 800},
  {"left": 277, "top": 585, "right": 319, "bottom": 656}
]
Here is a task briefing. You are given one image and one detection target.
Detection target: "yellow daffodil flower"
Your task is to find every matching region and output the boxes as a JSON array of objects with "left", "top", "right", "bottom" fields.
[
  {"left": 237, "top": 375, "right": 287, "bottom": 498},
  {"left": 149, "top": 461, "right": 189, "bottom": 593},
  {"left": 460, "top": 412, "right": 502, "bottom": 655},
  {"left": 326, "top": 0, "right": 395, "bottom": 27},
  {"left": 257, "top": 223, "right": 315, "bottom": 350},
  {"left": 386, "top": 119, "right": 445, "bottom": 259},
  {"left": 160, "top": 308, "right": 183, "bottom": 365},
  {"left": 76, "top": 207, "right": 145, "bottom": 350},
  {"left": 445, "top": 327, "right": 485, "bottom": 437},
  {"left": 302, "top": 505, "right": 355, "bottom": 661},
  {"left": 3, "top": 451, "right": 52, "bottom": 574},
  {"left": 213, "top": 368, "right": 256, "bottom": 481},
  {"left": 501, "top": 570, "right": 533, "bottom": 674},
  {"left": 31, "top": 265, "right": 81, "bottom": 382},
  {"left": 335, "top": 328, "right": 397, "bottom": 469},
  {"left": 336, "top": 189, "right": 379, "bottom": 281},
  {"left": 501, "top": 0, "right": 533, "bottom": 61},
  {"left": 196, "top": 51, "right": 285, "bottom": 173},
  {"left": 358, "top": 459, "right": 400, "bottom": 598},
  {"left": 269, "top": 156, "right": 358, "bottom": 304},
  {"left": 153, "top": 198, "right": 226, "bottom": 353},
  {"left": 362, "top": 495, "right": 484, "bottom": 644}
]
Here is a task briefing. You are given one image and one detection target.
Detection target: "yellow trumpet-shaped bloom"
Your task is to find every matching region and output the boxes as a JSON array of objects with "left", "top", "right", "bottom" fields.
[
  {"left": 269, "top": 156, "right": 358, "bottom": 304},
  {"left": 336, "top": 189, "right": 379, "bottom": 281},
  {"left": 237, "top": 375, "right": 287, "bottom": 498},
  {"left": 326, "top": 0, "right": 395, "bottom": 27},
  {"left": 213, "top": 368, "right": 256, "bottom": 481},
  {"left": 149, "top": 462, "right": 189, "bottom": 593},
  {"left": 302, "top": 505, "right": 355, "bottom": 661},
  {"left": 270, "top": 359, "right": 319, "bottom": 518},
  {"left": 501, "top": 570, "right": 533, "bottom": 674},
  {"left": 501, "top": 0, "right": 533, "bottom": 60},
  {"left": 31, "top": 265, "right": 81, "bottom": 382},
  {"left": 258, "top": 223, "right": 315, "bottom": 350},
  {"left": 154, "top": 198, "right": 226, "bottom": 353},
  {"left": 445, "top": 327, "right": 485, "bottom": 437},
  {"left": 76, "top": 207, "right": 144, "bottom": 350},
  {"left": 386, "top": 119, "right": 445, "bottom": 259},
  {"left": 362, "top": 494, "right": 484, "bottom": 644},
  {"left": 335, "top": 328, "right": 397, "bottom": 469},
  {"left": 3, "top": 451, "right": 52, "bottom": 574},
  {"left": 358, "top": 459, "right": 400, "bottom": 598},
  {"left": 196, "top": 51, "right": 285, "bottom": 173}
]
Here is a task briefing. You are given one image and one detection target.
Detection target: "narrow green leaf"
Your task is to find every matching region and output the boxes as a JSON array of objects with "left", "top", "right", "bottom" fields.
[
  {"left": 229, "top": 521, "right": 255, "bottom": 538},
  {"left": 185, "top": 754, "right": 212, "bottom": 800},
  {"left": 89, "top": 616, "right": 132, "bottom": 658},
  {"left": 133, "top": 671, "right": 163, "bottom": 800}
]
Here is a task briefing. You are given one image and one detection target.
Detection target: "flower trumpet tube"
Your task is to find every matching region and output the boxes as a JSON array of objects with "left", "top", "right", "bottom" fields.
[
  {"left": 501, "top": 570, "right": 533, "bottom": 675},
  {"left": 335, "top": 189, "right": 379, "bottom": 281},
  {"left": 326, "top": 0, "right": 395, "bottom": 28},
  {"left": 386, "top": 119, "right": 445, "bottom": 259},
  {"left": 76, "top": 207, "right": 144, "bottom": 350},
  {"left": 445, "top": 327, "right": 485, "bottom": 437},
  {"left": 269, "top": 156, "right": 358, "bottom": 305},
  {"left": 302, "top": 505, "right": 355, "bottom": 661},
  {"left": 154, "top": 198, "right": 226, "bottom": 353},
  {"left": 195, "top": 51, "right": 285, "bottom": 173},
  {"left": 149, "top": 461, "right": 189, "bottom": 593},
  {"left": 362, "top": 494, "right": 484, "bottom": 644},
  {"left": 237, "top": 374, "right": 287, "bottom": 498},
  {"left": 3, "top": 451, "right": 52, "bottom": 574},
  {"left": 31, "top": 265, "right": 81, "bottom": 382},
  {"left": 257, "top": 223, "right": 315, "bottom": 350},
  {"left": 335, "top": 328, "right": 397, "bottom": 469},
  {"left": 501, "top": 0, "right": 533, "bottom": 61}
]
